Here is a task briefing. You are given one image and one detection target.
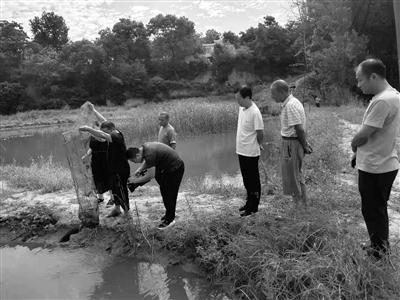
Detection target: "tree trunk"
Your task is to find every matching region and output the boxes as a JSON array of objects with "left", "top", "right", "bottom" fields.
[{"left": 394, "top": 0, "right": 400, "bottom": 87}]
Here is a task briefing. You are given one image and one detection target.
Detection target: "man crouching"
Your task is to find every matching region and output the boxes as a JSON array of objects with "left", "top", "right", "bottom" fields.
[{"left": 126, "top": 142, "right": 185, "bottom": 229}]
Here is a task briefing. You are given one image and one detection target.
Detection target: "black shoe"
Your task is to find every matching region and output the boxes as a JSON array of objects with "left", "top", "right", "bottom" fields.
[
  {"left": 240, "top": 210, "right": 256, "bottom": 217},
  {"left": 158, "top": 219, "right": 175, "bottom": 230},
  {"left": 127, "top": 182, "right": 139, "bottom": 192},
  {"left": 239, "top": 205, "right": 248, "bottom": 212}
]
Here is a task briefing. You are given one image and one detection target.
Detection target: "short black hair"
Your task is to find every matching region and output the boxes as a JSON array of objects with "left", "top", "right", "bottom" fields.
[
  {"left": 358, "top": 58, "right": 386, "bottom": 79},
  {"left": 126, "top": 147, "right": 140, "bottom": 159},
  {"left": 100, "top": 121, "right": 115, "bottom": 130},
  {"left": 239, "top": 86, "right": 252, "bottom": 99}
]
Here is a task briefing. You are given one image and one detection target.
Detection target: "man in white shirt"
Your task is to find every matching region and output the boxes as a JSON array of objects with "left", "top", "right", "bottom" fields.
[
  {"left": 271, "top": 79, "right": 312, "bottom": 208},
  {"left": 235, "top": 86, "right": 264, "bottom": 216},
  {"left": 351, "top": 58, "right": 400, "bottom": 259}
]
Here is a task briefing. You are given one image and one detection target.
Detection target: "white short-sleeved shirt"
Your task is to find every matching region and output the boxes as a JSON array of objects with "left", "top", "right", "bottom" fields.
[
  {"left": 356, "top": 87, "right": 400, "bottom": 173},
  {"left": 236, "top": 102, "right": 264, "bottom": 157},
  {"left": 280, "top": 95, "right": 306, "bottom": 137}
]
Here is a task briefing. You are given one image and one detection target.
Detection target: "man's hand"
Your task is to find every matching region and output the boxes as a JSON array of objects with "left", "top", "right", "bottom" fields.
[
  {"left": 87, "top": 102, "right": 94, "bottom": 112},
  {"left": 81, "top": 154, "right": 91, "bottom": 164},
  {"left": 351, "top": 153, "right": 356, "bottom": 168},
  {"left": 79, "top": 125, "right": 90, "bottom": 132},
  {"left": 135, "top": 169, "right": 147, "bottom": 177},
  {"left": 259, "top": 143, "right": 265, "bottom": 151},
  {"left": 304, "top": 142, "right": 313, "bottom": 155}
]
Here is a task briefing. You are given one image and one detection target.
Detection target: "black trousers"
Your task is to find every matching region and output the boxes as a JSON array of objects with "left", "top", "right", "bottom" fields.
[
  {"left": 111, "top": 172, "right": 130, "bottom": 211},
  {"left": 155, "top": 163, "right": 185, "bottom": 222},
  {"left": 238, "top": 155, "right": 261, "bottom": 212},
  {"left": 358, "top": 169, "right": 398, "bottom": 252}
]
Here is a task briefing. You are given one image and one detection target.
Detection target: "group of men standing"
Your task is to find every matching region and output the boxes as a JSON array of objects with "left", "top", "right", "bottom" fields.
[
  {"left": 79, "top": 58, "right": 400, "bottom": 259},
  {"left": 235, "top": 80, "right": 312, "bottom": 217},
  {"left": 238, "top": 58, "right": 400, "bottom": 260}
]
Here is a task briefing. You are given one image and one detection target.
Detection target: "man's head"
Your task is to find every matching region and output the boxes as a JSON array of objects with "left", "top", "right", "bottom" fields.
[
  {"left": 100, "top": 121, "right": 116, "bottom": 134},
  {"left": 235, "top": 85, "right": 252, "bottom": 108},
  {"left": 158, "top": 112, "right": 169, "bottom": 127},
  {"left": 126, "top": 147, "right": 143, "bottom": 163},
  {"left": 355, "top": 58, "right": 387, "bottom": 95},
  {"left": 271, "top": 80, "right": 290, "bottom": 103}
]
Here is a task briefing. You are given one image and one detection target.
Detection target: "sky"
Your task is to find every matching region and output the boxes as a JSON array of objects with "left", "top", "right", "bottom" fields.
[{"left": 0, "top": 0, "right": 296, "bottom": 41}]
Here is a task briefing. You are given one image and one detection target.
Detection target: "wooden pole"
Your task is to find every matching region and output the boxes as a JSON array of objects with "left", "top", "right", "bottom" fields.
[{"left": 394, "top": 0, "right": 400, "bottom": 87}]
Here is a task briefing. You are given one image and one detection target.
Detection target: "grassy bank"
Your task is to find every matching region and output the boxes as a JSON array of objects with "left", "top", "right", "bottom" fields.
[
  {"left": 0, "top": 96, "right": 237, "bottom": 136},
  {"left": 140, "top": 107, "right": 400, "bottom": 299},
  {"left": 1, "top": 157, "right": 72, "bottom": 193}
]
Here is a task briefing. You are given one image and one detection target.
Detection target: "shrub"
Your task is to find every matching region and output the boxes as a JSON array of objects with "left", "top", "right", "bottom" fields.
[{"left": 0, "top": 81, "right": 24, "bottom": 114}]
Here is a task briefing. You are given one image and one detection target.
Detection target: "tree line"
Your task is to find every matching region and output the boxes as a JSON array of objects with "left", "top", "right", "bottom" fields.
[{"left": 0, "top": 0, "right": 397, "bottom": 114}]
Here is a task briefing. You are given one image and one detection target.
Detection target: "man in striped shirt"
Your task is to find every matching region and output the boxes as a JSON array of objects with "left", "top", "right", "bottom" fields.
[{"left": 271, "top": 80, "right": 312, "bottom": 208}]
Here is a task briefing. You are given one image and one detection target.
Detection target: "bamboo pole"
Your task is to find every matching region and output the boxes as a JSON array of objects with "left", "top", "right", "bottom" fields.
[{"left": 394, "top": 0, "right": 400, "bottom": 87}]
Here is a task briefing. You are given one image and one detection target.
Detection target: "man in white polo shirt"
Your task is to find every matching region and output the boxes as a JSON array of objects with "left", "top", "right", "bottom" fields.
[
  {"left": 351, "top": 58, "right": 400, "bottom": 259},
  {"left": 271, "top": 80, "right": 312, "bottom": 208},
  {"left": 235, "top": 85, "right": 264, "bottom": 217}
]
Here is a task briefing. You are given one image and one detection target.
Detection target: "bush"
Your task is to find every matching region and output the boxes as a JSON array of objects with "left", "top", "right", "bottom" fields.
[{"left": 0, "top": 81, "right": 24, "bottom": 115}]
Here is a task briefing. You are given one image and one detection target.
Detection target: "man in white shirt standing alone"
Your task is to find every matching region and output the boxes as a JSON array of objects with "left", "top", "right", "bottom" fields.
[{"left": 235, "top": 86, "right": 264, "bottom": 217}]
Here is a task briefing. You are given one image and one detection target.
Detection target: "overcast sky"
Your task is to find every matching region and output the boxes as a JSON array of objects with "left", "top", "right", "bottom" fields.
[{"left": 1, "top": 0, "right": 296, "bottom": 41}]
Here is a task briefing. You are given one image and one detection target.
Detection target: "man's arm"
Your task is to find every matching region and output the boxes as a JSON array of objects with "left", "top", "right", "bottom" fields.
[
  {"left": 256, "top": 130, "right": 264, "bottom": 150},
  {"left": 169, "top": 128, "right": 177, "bottom": 149},
  {"left": 135, "top": 160, "right": 149, "bottom": 176},
  {"left": 294, "top": 124, "right": 312, "bottom": 154},
  {"left": 79, "top": 125, "right": 112, "bottom": 142},
  {"left": 87, "top": 102, "right": 107, "bottom": 123},
  {"left": 351, "top": 125, "right": 379, "bottom": 152}
]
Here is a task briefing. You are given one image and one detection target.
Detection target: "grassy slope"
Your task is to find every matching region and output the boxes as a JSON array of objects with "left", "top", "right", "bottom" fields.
[{"left": 1, "top": 104, "right": 399, "bottom": 299}]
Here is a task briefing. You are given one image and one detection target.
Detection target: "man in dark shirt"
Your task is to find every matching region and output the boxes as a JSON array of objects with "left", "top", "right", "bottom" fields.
[
  {"left": 126, "top": 142, "right": 185, "bottom": 229},
  {"left": 80, "top": 121, "right": 130, "bottom": 217}
]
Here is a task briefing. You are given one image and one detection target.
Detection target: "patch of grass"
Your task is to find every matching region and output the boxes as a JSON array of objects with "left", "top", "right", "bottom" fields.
[
  {"left": 0, "top": 157, "right": 72, "bottom": 193},
  {"left": 139, "top": 108, "right": 400, "bottom": 299},
  {"left": 118, "top": 97, "right": 238, "bottom": 143},
  {"left": 334, "top": 105, "right": 366, "bottom": 124}
]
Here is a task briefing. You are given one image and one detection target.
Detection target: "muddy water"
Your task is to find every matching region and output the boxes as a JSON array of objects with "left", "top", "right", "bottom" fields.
[{"left": 1, "top": 244, "right": 221, "bottom": 300}]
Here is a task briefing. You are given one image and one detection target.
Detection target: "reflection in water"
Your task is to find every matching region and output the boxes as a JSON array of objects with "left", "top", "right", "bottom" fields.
[
  {"left": 91, "top": 259, "right": 213, "bottom": 300},
  {"left": 1, "top": 245, "right": 217, "bottom": 300},
  {"left": 1, "top": 245, "right": 106, "bottom": 299}
]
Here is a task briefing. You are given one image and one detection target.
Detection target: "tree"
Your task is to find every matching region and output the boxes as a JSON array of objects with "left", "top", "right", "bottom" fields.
[
  {"left": 240, "top": 17, "right": 294, "bottom": 76},
  {"left": 60, "top": 40, "right": 109, "bottom": 101},
  {"left": 147, "top": 14, "right": 202, "bottom": 79},
  {"left": 0, "top": 21, "right": 28, "bottom": 81},
  {"left": 222, "top": 31, "right": 240, "bottom": 46},
  {"left": 97, "top": 19, "right": 150, "bottom": 64},
  {"left": 203, "top": 29, "right": 221, "bottom": 43},
  {"left": 351, "top": 0, "right": 398, "bottom": 87},
  {"left": 30, "top": 11, "right": 69, "bottom": 49}
]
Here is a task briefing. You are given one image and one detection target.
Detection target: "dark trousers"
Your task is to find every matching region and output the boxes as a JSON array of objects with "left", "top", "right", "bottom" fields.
[
  {"left": 111, "top": 172, "right": 129, "bottom": 211},
  {"left": 155, "top": 163, "right": 185, "bottom": 222},
  {"left": 358, "top": 169, "right": 398, "bottom": 252},
  {"left": 238, "top": 155, "right": 261, "bottom": 212}
]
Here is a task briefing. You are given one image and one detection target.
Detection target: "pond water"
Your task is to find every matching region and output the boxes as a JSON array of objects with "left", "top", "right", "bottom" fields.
[
  {"left": 0, "top": 119, "right": 280, "bottom": 181},
  {"left": 0, "top": 244, "right": 223, "bottom": 300}
]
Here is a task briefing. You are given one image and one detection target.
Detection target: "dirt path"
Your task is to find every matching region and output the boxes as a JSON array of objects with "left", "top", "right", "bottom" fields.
[
  {"left": 0, "top": 173, "right": 277, "bottom": 248},
  {"left": 338, "top": 118, "right": 400, "bottom": 242}
]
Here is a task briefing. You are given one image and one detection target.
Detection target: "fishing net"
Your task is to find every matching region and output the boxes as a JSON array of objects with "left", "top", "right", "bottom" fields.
[{"left": 62, "top": 101, "right": 99, "bottom": 227}]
